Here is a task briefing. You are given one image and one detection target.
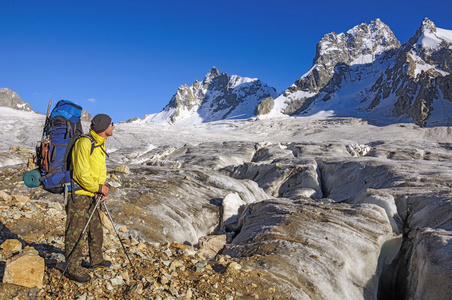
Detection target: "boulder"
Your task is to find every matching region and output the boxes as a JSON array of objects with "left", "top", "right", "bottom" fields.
[
  {"left": 13, "top": 195, "right": 29, "bottom": 204},
  {"left": 255, "top": 97, "right": 274, "bottom": 116},
  {"left": 3, "top": 253, "right": 44, "bottom": 288},
  {"left": 0, "top": 239, "right": 23, "bottom": 252},
  {"left": 0, "top": 191, "right": 12, "bottom": 202},
  {"left": 99, "top": 210, "right": 114, "bottom": 231},
  {"left": 115, "top": 165, "right": 130, "bottom": 175},
  {"left": 198, "top": 235, "right": 227, "bottom": 258}
]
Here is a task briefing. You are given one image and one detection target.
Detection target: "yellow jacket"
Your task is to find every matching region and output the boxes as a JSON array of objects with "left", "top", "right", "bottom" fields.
[{"left": 71, "top": 129, "right": 107, "bottom": 196}]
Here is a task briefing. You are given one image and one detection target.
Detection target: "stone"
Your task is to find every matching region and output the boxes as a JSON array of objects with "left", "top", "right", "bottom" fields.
[
  {"left": 16, "top": 146, "right": 33, "bottom": 153},
  {"left": 27, "top": 157, "right": 36, "bottom": 170},
  {"left": 198, "top": 235, "right": 227, "bottom": 257},
  {"left": 169, "top": 260, "right": 184, "bottom": 271},
  {"left": 99, "top": 210, "right": 114, "bottom": 231},
  {"left": 132, "top": 282, "right": 144, "bottom": 294},
  {"left": 3, "top": 252, "right": 45, "bottom": 288},
  {"left": 111, "top": 276, "right": 123, "bottom": 286},
  {"left": 13, "top": 195, "right": 29, "bottom": 204},
  {"left": 185, "top": 288, "right": 193, "bottom": 299},
  {"left": 119, "top": 225, "right": 128, "bottom": 233},
  {"left": 48, "top": 201, "right": 63, "bottom": 211},
  {"left": 1, "top": 239, "right": 23, "bottom": 252},
  {"left": 164, "top": 248, "right": 173, "bottom": 257},
  {"left": 137, "top": 242, "right": 147, "bottom": 251},
  {"left": 255, "top": 97, "right": 274, "bottom": 116},
  {"left": 171, "top": 242, "right": 187, "bottom": 250},
  {"left": 120, "top": 270, "right": 130, "bottom": 284},
  {"left": 184, "top": 248, "right": 197, "bottom": 257},
  {"left": 227, "top": 261, "right": 242, "bottom": 271},
  {"left": 115, "top": 165, "right": 130, "bottom": 175},
  {"left": 50, "top": 252, "right": 66, "bottom": 262},
  {"left": 22, "top": 246, "right": 39, "bottom": 256},
  {"left": 0, "top": 191, "right": 12, "bottom": 202},
  {"left": 169, "top": 286, "right": 179, "bottom": 296},
  {"left": 194, "top": 260, "right": 208, "bottom": 272}
]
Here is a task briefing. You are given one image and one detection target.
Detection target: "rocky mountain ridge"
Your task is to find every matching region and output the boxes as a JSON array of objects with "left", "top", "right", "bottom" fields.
[
  {"left": 274, "top": 18, "right": 452, "bottom": 126},
  {"left": 140, "top": 18, "right": 451, "bottom": 127},
  {"left": 142, "top": 67, "right": 278, "bottom": 125},
  {"left": 369, "top": 18, "right": 452, "bottom": 126},
  {"left": 276, "top": 18, "right": 401, "bottom": 115},
  {"left": 0, "top": 88, "right": 33, "bottom": 112},
  {"left": 2, "top": 18, "right": 451, "bottom": 127}
]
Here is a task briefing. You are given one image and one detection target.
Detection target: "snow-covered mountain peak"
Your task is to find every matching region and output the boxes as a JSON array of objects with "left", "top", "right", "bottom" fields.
[
  {"left": 273, "top": 19, "right": 401, "bottom": 116},
  {"left": 202, "top": 67, "right": 221, "bottom": 85},
  {"left": 141, "top": 68, "right": 278, "bottom": 125},
  {"left": 401, "top": 19, "right": 452, "bottom": 76},
  {"left": 133, "top": 18, "right": 451, "bottom": 127},
  {"left": 315, "top": 19, "right": 400, "bottom": 67},
  {"left": 412, "top": 18, "right": 452, "bottom": 51},
  {"left": 421, "top": 17, "right": 437, "bottom": 33},
  {"left": 270, "top": 18, "right": 452, "bottom": 127}
]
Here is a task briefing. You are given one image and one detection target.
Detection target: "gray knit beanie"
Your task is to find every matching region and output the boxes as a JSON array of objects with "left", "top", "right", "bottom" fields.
[{"left": 90, "top": 114, "right": 112, "bottom": 133}]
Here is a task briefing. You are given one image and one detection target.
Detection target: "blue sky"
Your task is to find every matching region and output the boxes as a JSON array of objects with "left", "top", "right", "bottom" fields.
[{"left": 1, "top": 0, "right": 450, "bottom": 122}]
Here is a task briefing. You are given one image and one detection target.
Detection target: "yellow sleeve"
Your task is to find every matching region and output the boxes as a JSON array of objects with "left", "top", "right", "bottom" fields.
[{"left": 72, "top": 137, "right": 100, "bottom": 194}]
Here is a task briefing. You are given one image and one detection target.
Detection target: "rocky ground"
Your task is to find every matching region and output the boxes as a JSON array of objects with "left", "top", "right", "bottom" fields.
[{"left": 0, "top": 155, "right": 288, "bottom": 300}]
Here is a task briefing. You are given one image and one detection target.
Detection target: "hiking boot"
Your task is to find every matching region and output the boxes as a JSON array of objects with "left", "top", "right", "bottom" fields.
[
  {"left": 66, "top": 269, "right": 91, "bottom": 283},
  {"left": 85, "top": 259, "right": 112, "bottom": 269},
  {"left": 55, "top": 261, "right": 67, "bottom": 273}
]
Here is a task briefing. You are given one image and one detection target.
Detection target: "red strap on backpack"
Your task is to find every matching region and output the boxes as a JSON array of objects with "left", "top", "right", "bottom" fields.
[{"left": 41, "top": 138, "right": 52, "bottom": 173}]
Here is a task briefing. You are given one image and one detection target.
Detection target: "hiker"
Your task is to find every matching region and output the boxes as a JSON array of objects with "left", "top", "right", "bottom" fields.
[{"left": 64, "top": 114, "right": 115, "bottom": 283}]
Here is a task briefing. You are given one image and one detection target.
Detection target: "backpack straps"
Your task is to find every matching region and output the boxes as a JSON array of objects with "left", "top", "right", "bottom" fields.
[{"left": 80, "top": 133, "right": 109, "bottom": 157}]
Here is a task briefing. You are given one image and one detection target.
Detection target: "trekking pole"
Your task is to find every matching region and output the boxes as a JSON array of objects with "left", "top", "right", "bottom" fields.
[
  {"left": 52, "top": 194, "right": 103, "bottom": 294},
  {"left": 102, "top": 201, "right": 142, "bottom": 280}
]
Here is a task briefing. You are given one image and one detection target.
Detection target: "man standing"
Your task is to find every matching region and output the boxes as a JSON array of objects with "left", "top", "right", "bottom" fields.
[{"left": 64, "top": 114, "right": 115, "bottom": 282}]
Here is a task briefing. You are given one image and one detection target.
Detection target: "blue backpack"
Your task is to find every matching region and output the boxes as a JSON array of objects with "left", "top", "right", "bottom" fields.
[{"left": 36, "top": 100, "right": 83, "bottom": 194}]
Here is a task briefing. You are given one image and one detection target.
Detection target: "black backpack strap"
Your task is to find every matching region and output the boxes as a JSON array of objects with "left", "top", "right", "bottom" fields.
[
  {"left": 81, "top": 133, "right": 109, "bottom": 157},
  {"left": 93, "top": 144, "right": 109, "bottom": 157}
]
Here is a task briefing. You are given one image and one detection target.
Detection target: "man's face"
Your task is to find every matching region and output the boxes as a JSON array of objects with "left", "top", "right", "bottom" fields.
[{"left": 105, "top": 121, "right": 115, "bottom": 137}]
